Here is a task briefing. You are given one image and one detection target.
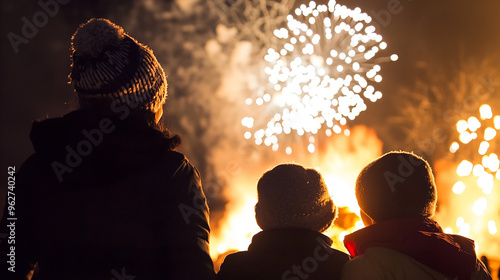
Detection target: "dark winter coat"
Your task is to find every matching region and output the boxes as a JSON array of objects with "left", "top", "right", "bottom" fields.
[
  {"left": 0, "top": 110, "right": 215, "bottom": 280},
  {"left": 216, "top": 228, "right": 350, "bottom": 280}
]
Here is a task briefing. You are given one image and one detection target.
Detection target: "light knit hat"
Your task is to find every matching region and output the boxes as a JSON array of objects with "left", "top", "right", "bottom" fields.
[
  {"left": 69, "top": 18, "right": 167, "bottom": 114},
  {"left": 255, "top": 163, "right": 337, "bottom": 232},
  {"left": 355, "top": 151, "right": 438, "bottom": 222}
]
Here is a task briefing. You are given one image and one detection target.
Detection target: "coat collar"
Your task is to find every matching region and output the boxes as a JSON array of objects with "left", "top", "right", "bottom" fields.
[
  {"left": 248, "top": 228, "right": 332, "bottom": 253},
  {"left": 344, "top": 217, "right": 477, "bottom": 280}
]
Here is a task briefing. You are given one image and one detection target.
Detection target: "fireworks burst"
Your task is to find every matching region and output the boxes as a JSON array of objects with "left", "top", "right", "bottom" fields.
[
  {"left": 242, "top": 0, "right": 397, "bottom": 154},
  {"left": 448, "top": 104, "right": 499, "bottom": 238}
]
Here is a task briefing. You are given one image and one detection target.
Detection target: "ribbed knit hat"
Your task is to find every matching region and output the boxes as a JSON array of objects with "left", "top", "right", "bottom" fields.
[
  {"left": 355, "top": 151, "right": 437, "bottom": 222},
  {"left": 69, "top": 18, "right": 167, "bottom": 114},
  {"left": 255, "top": 164, "right": 337, "bottom": 232}
]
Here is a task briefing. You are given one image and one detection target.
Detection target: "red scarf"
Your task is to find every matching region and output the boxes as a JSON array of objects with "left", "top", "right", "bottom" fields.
[{"left": 344, "top": 217, "right": 477, "bottom": 280}]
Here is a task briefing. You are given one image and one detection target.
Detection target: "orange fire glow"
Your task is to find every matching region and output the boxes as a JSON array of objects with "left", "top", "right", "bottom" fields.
[
  {"left": 434, "top": 159, "right": 500, "bottom": 257},
  {"left": 210, "top": 125, "right": 383, "bottom": 259},
  {"left": 434, "top": 104, "right": 500, "bottom": 258}
]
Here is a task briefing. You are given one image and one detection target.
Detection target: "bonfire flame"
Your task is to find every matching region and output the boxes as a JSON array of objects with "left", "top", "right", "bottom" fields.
[{"left": 210, "top": 126, "right": 383, "bottom": 259}]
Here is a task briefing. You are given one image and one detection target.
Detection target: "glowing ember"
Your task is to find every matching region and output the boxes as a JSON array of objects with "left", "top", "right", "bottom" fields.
[
  {"left": 434, "top": 104, "right": 500, "bottom": 257},
  {"left": 242, "top": 0, "right": 397, "bottom": 153},
  {"left": 450, "top": 104, "right": 500, "bottom": 194},
  {"left": 456, "top": 160, "right": 473, "bottom": 176},
  {"left": 452, "top": 181, "right": 466, "bottom": 194},
  {"left": 489, "top": 220, "right": 497, "bottom": 235}
]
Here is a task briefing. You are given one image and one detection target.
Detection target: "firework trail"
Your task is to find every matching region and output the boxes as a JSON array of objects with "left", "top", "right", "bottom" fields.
[{"left": 242, "top": 0, "right": 397, "bottom": 154}]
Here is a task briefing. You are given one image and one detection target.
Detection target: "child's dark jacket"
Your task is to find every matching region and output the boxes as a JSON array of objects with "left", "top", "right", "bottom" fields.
[{"left": 217, "top": 228, "right": 350, "bottom": 280}]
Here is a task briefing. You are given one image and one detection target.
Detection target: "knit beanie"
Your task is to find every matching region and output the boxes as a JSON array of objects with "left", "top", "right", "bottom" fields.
[
  {"left": 255, "top": 164, "right": 337, "bottom": 232},
  {"left": 69, "top": 18, "right": 167, "bottom": 114},
  {"left": 355, "top": 151, "right": 437, "bottom": 223}
]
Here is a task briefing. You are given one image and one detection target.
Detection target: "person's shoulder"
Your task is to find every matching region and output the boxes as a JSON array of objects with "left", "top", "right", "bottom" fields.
[
  {"left": 220, "top": 250, "right": 253, "bottom": 265},
  {"left": 342, "top": 247, "right": 451, "bottom": 280},
  {"left": 341, "top": 249, "right": 384, "bottom": 279},
  {"left": 163, "top": 150, "right": 188, "bottom": 163},
  {"left": 217, "top": 251, "right": 254, "bottom": 279},
  {"left": 327, "top": 247, "right": 351, "bottom": 262},
  {"left": 153, "top": 150, "right": 189, "bottom": 171},
  {"left": 471, "top": 257, "right": 493, "bottom": 280},
  {"left": 163, "top": 151, "right": 199, "bottom": 175}
]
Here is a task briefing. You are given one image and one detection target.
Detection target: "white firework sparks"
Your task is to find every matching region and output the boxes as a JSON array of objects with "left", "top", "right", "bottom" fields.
[{"left": 242, "top": 0, "right": 397, "bottom": 154}]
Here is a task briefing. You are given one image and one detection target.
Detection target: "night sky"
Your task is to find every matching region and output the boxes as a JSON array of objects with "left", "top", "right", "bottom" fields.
[{"left": 2, "top": 0, "right": 500, "bottom": 167}]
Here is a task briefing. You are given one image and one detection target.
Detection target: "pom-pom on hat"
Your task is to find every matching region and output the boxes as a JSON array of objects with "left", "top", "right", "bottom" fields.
[
  {"left": 355, "top": 151, "right": 437, "bottom": 223},
  {"left": 69, "top": 18, "right": 167, "bottom": 114},
  {"left": 255, "top": 163, "right": 337, "bottom": 232}
]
